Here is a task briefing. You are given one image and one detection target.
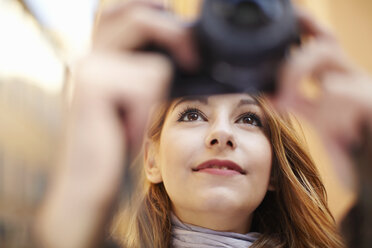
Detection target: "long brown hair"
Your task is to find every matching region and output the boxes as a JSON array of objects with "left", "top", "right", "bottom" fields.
[{"left": 111, "top": 96, "right": 344, "bottom": 248}]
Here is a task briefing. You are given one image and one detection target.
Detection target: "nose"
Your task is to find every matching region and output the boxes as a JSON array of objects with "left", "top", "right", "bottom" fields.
[{"left": 205, "top": 121, "right": 236, "bottom": 151}]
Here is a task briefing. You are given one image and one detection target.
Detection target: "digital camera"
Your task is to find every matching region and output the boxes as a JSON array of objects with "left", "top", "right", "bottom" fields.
[{"left": 167, "top": 0, "right": 300, "bottom": 98}]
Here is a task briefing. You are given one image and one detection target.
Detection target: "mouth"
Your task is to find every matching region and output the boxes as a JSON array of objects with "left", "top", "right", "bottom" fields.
[{"left": 193, "top": 159, "right": 246, "bottom": 175}]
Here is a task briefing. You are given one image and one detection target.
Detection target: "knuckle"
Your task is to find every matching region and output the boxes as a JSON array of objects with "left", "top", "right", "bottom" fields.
[
  {"left": 137, "top": 56, "right": 172, "bottom": 100},
  {"left": 99, "top": 0, "right": 140, "bottom": 22},
  {"left": 123, "top": 3, "right": 150, "bottom": 24},
  {"left": 94, "top": 2, "right": 150, "bottom": 45},
  {"left": 145, "top": 55, "right": 172, "bottom": 84}
]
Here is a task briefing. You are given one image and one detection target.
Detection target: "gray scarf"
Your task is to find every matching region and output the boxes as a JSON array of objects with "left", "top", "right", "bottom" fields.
[{"left": 171, "top": 215, "right": 260, "bottom": 248}]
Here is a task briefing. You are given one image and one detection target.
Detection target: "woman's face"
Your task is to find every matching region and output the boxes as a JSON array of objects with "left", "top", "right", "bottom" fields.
[{"left": 149, "top": 94, "right": 273, "bottom": 233}]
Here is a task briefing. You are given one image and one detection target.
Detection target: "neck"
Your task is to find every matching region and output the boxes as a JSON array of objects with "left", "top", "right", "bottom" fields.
[{"left": 172, "top": 206, "right": 253, "bottom": 234}]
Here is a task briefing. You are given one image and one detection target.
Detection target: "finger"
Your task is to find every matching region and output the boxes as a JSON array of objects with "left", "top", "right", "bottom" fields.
[
  {"left": 73, "top": 52, "right": 172, "bottom": 152},
  {"left": 100, "top": 0, "right": 165, "bottom": 17},
  {"left": 295, "top": 7, "right": 336, "bottom": 41},
  {"left": 94, "top": 1, "right": 198, "bottom": 70},
  {"left": 273, "top": 40, "right": 348, "bottom": 116},
  {"left": 73, "top": 52, "right": 172, "bottom": 121}
]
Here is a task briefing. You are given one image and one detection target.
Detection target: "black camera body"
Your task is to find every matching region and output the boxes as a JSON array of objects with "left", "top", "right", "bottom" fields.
[{"left": 168, "top": 0, "right": 300, "bottom": 98}]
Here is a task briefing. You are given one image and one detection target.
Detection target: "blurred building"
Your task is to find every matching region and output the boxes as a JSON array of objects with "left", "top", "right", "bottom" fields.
[{"left": 0, "top": 0, "right": 96, "bottom": 247}]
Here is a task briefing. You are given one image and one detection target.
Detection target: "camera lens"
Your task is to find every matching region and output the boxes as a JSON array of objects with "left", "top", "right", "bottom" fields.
[{"left": 230, "top": 1, "right": 268, "bottom": 28}]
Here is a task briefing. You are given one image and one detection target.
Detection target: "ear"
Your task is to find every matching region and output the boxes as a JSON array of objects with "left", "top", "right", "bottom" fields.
[{"left": 144, "top": 140, "right": 163, "bottom": 184}]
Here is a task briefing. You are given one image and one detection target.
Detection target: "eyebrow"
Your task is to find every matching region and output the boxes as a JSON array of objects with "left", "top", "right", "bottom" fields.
[
  {"left": 172, "top": 96, "right": 209, "bottom": 111},
  {"left": 237, "top": 98, "right": 259, "bottom": 108},
  {"left": 172, "top": 95, "right": 259, "bottom": 111}
]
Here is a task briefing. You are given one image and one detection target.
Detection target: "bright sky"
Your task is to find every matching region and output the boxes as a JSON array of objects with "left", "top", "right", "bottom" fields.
[
  {"left": 0, "top": 0, "right": 99, "bottom": 94},
  {"left": 24, "top": 0, "right": 99, "bottom": 54}
]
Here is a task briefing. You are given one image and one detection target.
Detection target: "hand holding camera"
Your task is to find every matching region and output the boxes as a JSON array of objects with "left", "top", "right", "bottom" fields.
[
  {"left": 36, "top": 2, "right": 196, "bottom": 247},
  {"left": 273, "top": 8, "right": 372, "bottom": 191}
]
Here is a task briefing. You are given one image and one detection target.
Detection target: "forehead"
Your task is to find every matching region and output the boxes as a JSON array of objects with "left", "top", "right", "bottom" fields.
[{"left": 170, "top": 94, "right": 260, "bottom": 110}]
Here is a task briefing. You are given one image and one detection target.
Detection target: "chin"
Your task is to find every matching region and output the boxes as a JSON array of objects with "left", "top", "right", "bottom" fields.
[{"left": 195, "top": 187, "right": 250, "bottom": 213}]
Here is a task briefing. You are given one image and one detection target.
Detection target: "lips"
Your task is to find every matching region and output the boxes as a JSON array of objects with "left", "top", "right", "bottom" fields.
[{"left": 193, "top": 159, "right": 246, "bottom": 175}]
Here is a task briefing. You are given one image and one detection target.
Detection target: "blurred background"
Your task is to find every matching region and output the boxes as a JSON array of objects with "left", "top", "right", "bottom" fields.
[{"left": 0, "top": 0, "right": 371, "bottom": 247}]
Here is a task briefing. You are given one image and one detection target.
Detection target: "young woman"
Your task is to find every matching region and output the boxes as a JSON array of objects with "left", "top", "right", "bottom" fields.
[
  {"left": 111, "top": 93, "right": 343, "bottom": 248},
  {"left": 35, "top": 1, "right": 372, "bottom": 248}
]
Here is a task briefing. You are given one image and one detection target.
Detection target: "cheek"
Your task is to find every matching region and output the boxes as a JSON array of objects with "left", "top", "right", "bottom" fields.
[
  {"left": 157, "top": 126, "right": 206, "bottom": 207},
  {"left": 240, "top": 133, "right": 273, "bottom": 181},
  {"left": 158, "top": 126, "right": 205, "bottom": 179}
]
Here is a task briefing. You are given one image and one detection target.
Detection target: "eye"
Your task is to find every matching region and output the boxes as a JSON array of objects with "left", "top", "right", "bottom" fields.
[
  {"left": 177, "top": 108, "right": 206, "bottom": 122},
  {"left": 236, "top": 112, "right": 262, "bottom": 127}
]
